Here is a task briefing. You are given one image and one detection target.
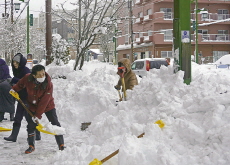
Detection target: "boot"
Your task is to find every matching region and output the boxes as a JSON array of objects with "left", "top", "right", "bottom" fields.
[
  {"left": 10, "top": 113, "right": 14, "bottom": 121},
  {"left": 55, "top": 135, "right": 65, "bottom": 151},
  {"left": 25, "top": 133, "right": 35, "bottom": 154},
  {"left": 35, "top": 129, "right": 41, "bottom": 141},
  {"left": 4, "top": 123, "right": 21, "bottom": 142}
]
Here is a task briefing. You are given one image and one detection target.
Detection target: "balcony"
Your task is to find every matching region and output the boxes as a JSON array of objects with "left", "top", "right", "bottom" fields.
[
  {"left": 198, "top": 0, "right": 230, "bottom": 3},
  {"left": 143, "top": 36, "right": 153, "bottom": 42},
  {"left": 135, "top": 37, "right": 143, "bottom": 44},
  {"left": 153, "top": 12, "right": 173, "bottom": 23},
  {"left": 191, "top": 13, "right": 230, "bottom": 22},
  {"left": 143, "top": 15, "right": 152, "bottom": 22},
  {"left": 135, "top": 17, "right": 143, "bottom": 24},
  {"left": 135, "top": 0, "right": 142, "bottom": 5},
  {"left": 191, "top": 34, "right": 230, "bottom": 44}
]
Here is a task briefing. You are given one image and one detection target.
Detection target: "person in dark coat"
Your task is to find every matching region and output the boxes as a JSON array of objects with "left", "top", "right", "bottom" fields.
[
  {"left": 4, "top": 53, "right": 41, "bottom": 142},
  {"left": 10, "top": 65, "right": 64, "bottom": 154},
  {"left": 0, "top": 58, "right": 15, "bottom": 121}
]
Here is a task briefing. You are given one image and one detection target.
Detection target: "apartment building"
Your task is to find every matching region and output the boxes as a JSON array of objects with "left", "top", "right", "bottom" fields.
[{"left": 117, "top": 0, "right": 230, "bottom": 64}]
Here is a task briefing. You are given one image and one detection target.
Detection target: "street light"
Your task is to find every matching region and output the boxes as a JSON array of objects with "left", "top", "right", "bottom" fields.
[{"left": 14, "top": 3, "right": 21, "bottom": 13}]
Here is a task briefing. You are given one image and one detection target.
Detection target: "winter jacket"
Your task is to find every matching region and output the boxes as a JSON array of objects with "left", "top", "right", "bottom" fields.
[
  {"left": 0, "top": 80, "right": 15, "bottom": 113},
  {"left": 12, "top": 72, "right": 55, "bottom": 119},
  {"left": 11, "top": 53, "right": 31, "bottom": 101},
  {"left": 115, "top": 58, "right": 138, "bottom": 91},
  {"left": 0, "top": 59, "right": 11, "bottom": 82},
  {"left": 0, "top": 59, "right": 14, "bottom": 113}
]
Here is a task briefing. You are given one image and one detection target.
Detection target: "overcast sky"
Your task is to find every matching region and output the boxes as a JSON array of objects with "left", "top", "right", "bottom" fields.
[{"left": 11, "top": 0, "right": 74, "bottom": 18}]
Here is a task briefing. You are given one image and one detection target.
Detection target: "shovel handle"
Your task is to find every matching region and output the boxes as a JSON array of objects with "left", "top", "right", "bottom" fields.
[
  {"left": 10, "top": 91, "right": 38, "bottom": 123},
  {"left": 117, "top": 90, "right": 122, "bottom": 101},
  {"left": 121, "top": 78, "right": 126, "bottom": 101},
  {"left": 99, "top": 133, "right": 145, "bottom": 163}
]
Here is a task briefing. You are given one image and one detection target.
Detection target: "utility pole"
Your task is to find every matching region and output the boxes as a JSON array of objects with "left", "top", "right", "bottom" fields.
[
  {"left": 11, "top": 0, "right": 14, "bottom": 62},
  {"left": 173, "top": 0, "right": 191, "bottom": 84},
  {"left": 128, "top": 0, "right": 134, "bottom": 63},
  {"left": 46, "top": 0, "right": 52, "bottom": 65},
  {"left": 27, "top": 3, "right": 29, "bottom": 54},
  {"left": 195, "top": 0, "right": 199, "bottom": 64},
  {"left": 4, "top": 0, "right": 7, "bottom": 62}
]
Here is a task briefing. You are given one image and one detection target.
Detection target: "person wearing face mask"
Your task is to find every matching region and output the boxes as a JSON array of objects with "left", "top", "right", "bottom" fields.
[
  {"left": 4, "top": 53, "right": 41, "bottom": 142},
  {"left": 114, "top": 58, "right": 138, "bottom": 92},
  {"left": 10, "top": 64, "right": 64, "bottom": 154}
]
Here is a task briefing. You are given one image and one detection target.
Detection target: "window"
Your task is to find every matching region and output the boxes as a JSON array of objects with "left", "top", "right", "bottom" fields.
[
  {"left": 131, "top": 61, "right": 144, "bottom": 70},
  {"left": 198, "top": 29, "right": 208, "bottom": 40},
  {"left": 160, "top": 8, "right": 172, "bottom": 19},
  {"left": 218, "top": 30, "right": 228, "bottom": 34},
  {"left": 148, "top": 30, "right": 153, "bottom": 36},
  {"left": 213, "top": 51, "right": 229, "bottom": 62},
  {"left": 147, "top": 9, "right": 152, "bottom": 15},
  {"left": 217, "top": 30, "right": 228, "bottom": 40},
  {"left": 163, "top": 30, "right": 173, "bottom": 41},
  {"left": 161, "top": 51, "right": 173, "bottom": 58},
  {"left": 217, "top": 9, "right": 229, "bottom": 20}
]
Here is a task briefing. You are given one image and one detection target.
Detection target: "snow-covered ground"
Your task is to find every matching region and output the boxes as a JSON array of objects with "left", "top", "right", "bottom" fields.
[{"left": 1, "top": 60, "right": 230, "bottom": 165}]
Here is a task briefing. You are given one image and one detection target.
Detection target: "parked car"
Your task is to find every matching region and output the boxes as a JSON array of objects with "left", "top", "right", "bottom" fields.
[{"left": 131, "top": 58, "right": 170, "bottom": 77}]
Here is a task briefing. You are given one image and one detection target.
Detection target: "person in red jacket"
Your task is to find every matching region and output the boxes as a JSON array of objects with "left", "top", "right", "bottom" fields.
[{"left": 11, "top": 64, "right": 64, "bottom": 154}]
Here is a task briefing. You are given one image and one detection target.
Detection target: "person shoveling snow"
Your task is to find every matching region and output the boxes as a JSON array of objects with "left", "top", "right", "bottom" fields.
[{"left": 9, "top": 64, "right": 65, "bottom": 154}]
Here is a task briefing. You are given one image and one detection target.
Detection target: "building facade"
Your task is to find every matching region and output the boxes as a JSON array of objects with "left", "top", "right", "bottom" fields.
[{"left": 117, "top": 0, "right": 230, "bottom": 64}]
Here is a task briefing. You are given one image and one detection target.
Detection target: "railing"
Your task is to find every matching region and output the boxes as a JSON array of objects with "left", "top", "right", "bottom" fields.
[
  {"left": 191, "top": 34, "right": 230, "bottom": 42},
  {"left": 191, "top": 13, "right": 230, "bottom": 21},
  {"left": 201, "top": 34, "right": 230, "bottom": 41}
]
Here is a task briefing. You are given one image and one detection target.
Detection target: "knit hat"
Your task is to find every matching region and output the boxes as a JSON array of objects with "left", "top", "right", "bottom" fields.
[{"left": 13, "top": 55, "right": 20, "bottom": 63}]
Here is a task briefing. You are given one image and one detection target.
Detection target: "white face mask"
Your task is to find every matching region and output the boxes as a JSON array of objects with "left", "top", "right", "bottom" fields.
[{"left": 36, "top": 76, "right": 46, "bottom": 83}]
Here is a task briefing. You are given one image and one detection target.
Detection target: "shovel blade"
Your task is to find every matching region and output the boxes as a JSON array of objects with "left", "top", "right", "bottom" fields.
[
  {"left": 89, "top": 158, "right": 102, "bottom": 165},
  {"left": 36, "top": 124, "right": 56, "bottom": 135},
  {"left": 0, "top": 127, "right": 12, "bottom": 132}
]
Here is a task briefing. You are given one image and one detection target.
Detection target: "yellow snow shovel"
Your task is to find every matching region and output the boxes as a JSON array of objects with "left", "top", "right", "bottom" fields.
[
  {"left": 0, "top": 127, "right": 12, "bottom": 132},
  {"left": 89, "top": 120, "right": 165, "bottom": 165},
  {"left": 10, "top": 90, "right": 56, "bottom": 135},
  {"left": 89, "top": 133, "right": 145, "bottom": 165}
]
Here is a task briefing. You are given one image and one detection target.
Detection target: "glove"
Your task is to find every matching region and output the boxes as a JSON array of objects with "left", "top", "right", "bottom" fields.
[
  {"left": 9, "top": 89, "right": 19, "bottom": 99},
  {"left": 9, "top": 89, "right": 15, "bottom": 93},
  {"left": 114, "top": 85, "right": 121, "bottom": 90},
  {"left": 32, "top": 117, "right": 39, "bottom": 123}
]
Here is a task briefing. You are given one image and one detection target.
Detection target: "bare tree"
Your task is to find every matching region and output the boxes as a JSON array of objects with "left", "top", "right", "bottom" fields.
[{"left": 55, "top": 0, "right": 125, "bottom": 70}]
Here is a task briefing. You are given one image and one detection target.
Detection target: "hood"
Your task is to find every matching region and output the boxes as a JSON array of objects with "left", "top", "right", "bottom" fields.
[
  {"left": 118, "top": 58, "right": 132, "bottom": 73},
  {"left": 12, "top": 53, "right": 27, "bottom": 74},
  {"left": 0, "top": 59, "right": 6, "bottom": 66}
]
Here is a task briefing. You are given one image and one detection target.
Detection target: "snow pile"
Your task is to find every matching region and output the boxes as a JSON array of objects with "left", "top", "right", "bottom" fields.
[
  {"left": 1, "top": 60, "right": 230, "bottom": 165},
  {"left": 47, "top": 61, "right": 230, "bottom": 165}
]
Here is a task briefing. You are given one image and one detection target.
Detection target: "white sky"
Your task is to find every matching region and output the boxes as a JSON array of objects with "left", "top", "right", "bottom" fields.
[
  {"left": 1, "top": 58, "right": 230, "bottom": 164},
  {"left": 11, "top": 0, "right": 75, "bottom": 18}
]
